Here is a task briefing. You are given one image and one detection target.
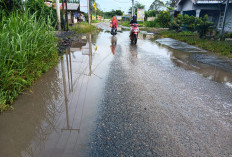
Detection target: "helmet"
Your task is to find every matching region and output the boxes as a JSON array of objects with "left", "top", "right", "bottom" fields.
[{"left": 132, "top": 15, "right": 137, "bottom": 21}]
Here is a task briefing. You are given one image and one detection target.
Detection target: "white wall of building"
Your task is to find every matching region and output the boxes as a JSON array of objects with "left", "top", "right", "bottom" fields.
[
  {"left": 181, "top": 0, "right": 194, "bottom": 11},
  {"left": 224, "top": 5, "right": 232, "bottom": 32}
]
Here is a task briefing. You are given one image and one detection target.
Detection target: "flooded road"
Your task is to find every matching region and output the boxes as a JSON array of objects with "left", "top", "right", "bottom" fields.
[{"left": 0, "top": 23, "right": 232, "bottom": 157}]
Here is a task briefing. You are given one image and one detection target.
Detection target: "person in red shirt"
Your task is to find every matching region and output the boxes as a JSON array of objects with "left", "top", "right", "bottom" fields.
[
  {"left": 110, "top": 16, "right": 118, "bottom": 35},
  {"left": 111, "top": 16, "right": 118, "bottom": 28}
]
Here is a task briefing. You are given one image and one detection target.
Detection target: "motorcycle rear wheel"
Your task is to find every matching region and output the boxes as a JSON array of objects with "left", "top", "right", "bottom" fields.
[{"left": 130, "top": 35, "right": 137, "bottom": 44}]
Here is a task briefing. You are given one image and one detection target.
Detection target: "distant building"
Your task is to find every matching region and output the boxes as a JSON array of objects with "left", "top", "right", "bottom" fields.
[
  {"left": 45, "top": 2, "right": 84, "bottom": 24},
  {"left": 175, "top": 0, "right": 232, "bottom": 32}
]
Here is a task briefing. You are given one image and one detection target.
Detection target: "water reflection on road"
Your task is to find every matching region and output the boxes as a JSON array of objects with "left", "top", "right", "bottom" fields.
[
  {"left": 155, "top": 38, "right": 232, "bottom": 85},
  {"left": 110, "top": 36, "right": 117, "bottom": 55},
  {"left": 0, "top": 27, "right": 231, "bottom": 157},
  {"left": 0, "top": 32, "right": 114, "bottom": 157}
]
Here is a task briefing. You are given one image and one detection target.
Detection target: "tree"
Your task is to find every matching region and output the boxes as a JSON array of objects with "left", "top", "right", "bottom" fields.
[
  {"left": 167, "top": 0, "right": 178, "bottom": 8},
  {"left": 145, "top": 10, "right": 156, "bottom": 20},
  {"left": 149, "top": 0, "right": 164, "bottom": 12},
  {"left": 164, "top": 1, "right": 174, "bottom": 10},
  {"left": 104, "top": 10, "right": 123, "bottom": 18},
  {"left": 128, "top": 2, "right": 145, "bottom": 15}
]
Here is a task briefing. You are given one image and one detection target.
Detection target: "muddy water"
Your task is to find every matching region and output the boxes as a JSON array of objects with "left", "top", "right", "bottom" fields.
[
  {"left": 0, "top": 24, "right": 232, "bottom": 157},
  {"left": 0, "top": 32, "right": 114, "bottom": 157}
]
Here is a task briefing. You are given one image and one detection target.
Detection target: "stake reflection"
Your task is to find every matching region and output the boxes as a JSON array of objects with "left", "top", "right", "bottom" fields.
[{"left": 61, "top": 51, "right": 79, "bottom": 133}]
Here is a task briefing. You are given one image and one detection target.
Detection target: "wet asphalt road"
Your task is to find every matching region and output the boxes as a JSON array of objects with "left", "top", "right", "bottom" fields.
[{"left": 0, "top": 23, "right": 232, "bottom": 157}]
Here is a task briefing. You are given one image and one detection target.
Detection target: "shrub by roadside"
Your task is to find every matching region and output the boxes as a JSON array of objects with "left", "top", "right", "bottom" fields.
[
  {"left": 156, "top": 11, "right": 171, "bottom": 28},
  {"left": 120, "top": 21, "right": 130, "bottom": 27},
  {"left": 169, "top": 14, "right": 214, "bottom": 38},
  {"left": 144, "top": 20, "right": 160, "bottom": 27}
]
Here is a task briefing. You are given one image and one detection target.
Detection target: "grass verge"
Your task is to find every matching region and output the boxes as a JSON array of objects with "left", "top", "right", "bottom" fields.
[
  {"left": 159, "top": 31, "right": 232, "bottom": 58},
  {"left": 119, "top": 21, "right": 145, "bottom": 27},
  {"left": 71, "top": 23, "right": 97, "bottom": 34},
  {"left": 0, "top": 12, "right": 58, "bottom": 112}
]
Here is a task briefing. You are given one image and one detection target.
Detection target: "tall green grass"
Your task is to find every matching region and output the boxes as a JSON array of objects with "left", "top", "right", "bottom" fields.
[
  {"left": 71, "top": 23, "right": 97, "bottom": 34},
  {"left": 0, "top": 12, "right": 58, "bottom": 112}
]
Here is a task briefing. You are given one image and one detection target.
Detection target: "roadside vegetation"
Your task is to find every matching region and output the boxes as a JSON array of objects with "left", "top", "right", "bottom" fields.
[
  {"left": 71, "top": 23, "right": 97, "bottom": 34},
  {"left": 113, "top": 0, "right": 231, "bottom": 58},
  {"left": 161, "top": 12, "right": 232, "bottom": 57},
  {"left": 0, "top": 0, "right": 58, "bottom": 112},
  {"left": 120, "top": 21, "right": 145, "bottom": 27},
  {"left": 131, "top": 10, "right": 232, "bottom": 58},
  {"left": 159, "top": 31, "right": 232, "bottom": 58}
]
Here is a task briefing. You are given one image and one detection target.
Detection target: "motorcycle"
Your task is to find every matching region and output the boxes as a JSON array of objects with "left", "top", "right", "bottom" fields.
[
  {"left": 130, "top": 24, "right": 139, "bottom": 44},
  {"left": 111, "top": 25, "right": 117, "bottom": 35}
]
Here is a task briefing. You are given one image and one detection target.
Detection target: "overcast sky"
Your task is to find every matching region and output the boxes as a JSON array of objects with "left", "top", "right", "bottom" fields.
[{"left": 80, "top": 0, "right": 164, "bottom": 14}]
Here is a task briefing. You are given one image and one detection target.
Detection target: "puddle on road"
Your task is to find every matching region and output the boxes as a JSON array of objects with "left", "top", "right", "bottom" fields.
[
  {"left": 154, "top": 38, "right": 232, "bottom": 85},
  {"left": 106, "top": 30, "right": 232, "bottom": 86},
  {"left": 171, "top": 51, "right": 232, "bottom": 84},
  {"left": 0, "top": 32, "right": 114, "bottom": 157},
  {"left": 0, "top": 28, "right": 231, "bottom": 156},
  {"left": 156, "top": 38, "right": 207, "bottom": 53}
]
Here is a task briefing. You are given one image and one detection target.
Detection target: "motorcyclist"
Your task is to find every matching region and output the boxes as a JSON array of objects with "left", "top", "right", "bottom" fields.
[
  {"left": 130, "top": 15, "right": 137, "bottom": 24},
  {"left": 130, "top": 15, "right": 138, "bottom": 38},
  {"left": 111, "top": 16, "right": 118, "bottom": 29}
]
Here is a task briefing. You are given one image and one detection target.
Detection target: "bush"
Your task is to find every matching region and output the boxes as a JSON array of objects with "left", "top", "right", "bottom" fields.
[
  {"left": 145, "top": 10, "right": 156, "bottom": 20},
  {"left": 156, "top": 11, "right": 171, "bottom": 28},
  {"left": 144, "top": 20, "right": 159, "bottom": 27},
  {"left": 138, "top": 21, "right": 144, "bottom": 27},
  {"left": 169, "top": 14, "right": 215, "bottom": 38},
  {"left": 169, "top": 14, "right": 183, "bottom": 32},
  {"left": 183, "top": 14, "right": 199, "bottom": 32},
  {"left": 223, "top": 32, "right": 232, "bottom": 38},
  {"left": 169, "top": 21, "right": 182, "bottom": 32},
  {"left": 120, "top": 21, "right": 130, "bottom": 27},
  {"left": 197, "top": 15, "right": 214, "bottom": 38}
]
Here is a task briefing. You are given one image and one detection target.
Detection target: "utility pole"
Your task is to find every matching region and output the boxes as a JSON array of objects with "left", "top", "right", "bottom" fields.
[
  {"left": 65, "top": 0, "right": 69, "bottom": 31},
  {"left": 88, "top": 34, "right": 92, "bottom": 76},
  {"left": 220, "top": 0, "right": 230, "bottom": 36},
  {"left": 61, "top": 0, "right": 65, "bottom": 30},
  {"left": 132, "top": 0, "right": 135, "bottom": 17},
  {"left": 87, "top": 0, "right": 91, "bottom": 24},
  {"left": 56, "top": 0, "right": 61, "bottom": 31}
]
